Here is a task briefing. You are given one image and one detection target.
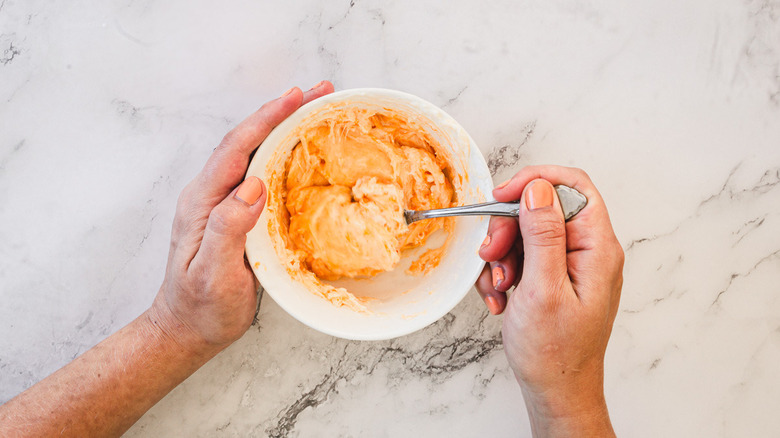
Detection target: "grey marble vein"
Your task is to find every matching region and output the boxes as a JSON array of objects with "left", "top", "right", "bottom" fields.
[
  {"left": 263, "top": 312, "right": 502, "bottom": 438},
  {"left": 732, "top": 215, "right": 767, "bottom": 247},
  {"left": 0, "top": 41, "right": 19, "bottom": 65},
  {"left": 486, "top": 121, "right": 535, "bottom": 175},
  {"left": 710, "top": 248, "right": 780, "bottom": 308}
]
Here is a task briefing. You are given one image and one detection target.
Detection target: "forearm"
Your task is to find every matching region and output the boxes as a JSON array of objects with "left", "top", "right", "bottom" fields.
[{"left": 0, "top": 301, "right": 220, "bottom": 437}]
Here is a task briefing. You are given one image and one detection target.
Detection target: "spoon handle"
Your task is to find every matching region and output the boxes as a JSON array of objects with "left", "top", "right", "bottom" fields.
[{"left": 404, "top": 185, "right": 587, "bottom": 224}]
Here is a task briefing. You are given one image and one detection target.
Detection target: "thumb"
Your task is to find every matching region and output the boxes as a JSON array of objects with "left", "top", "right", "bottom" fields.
[
  {"left": 198, "top": 177, "right": 267, "bottom": 268},
  {"left": 518, "top": 179, "right": 568, "bottom": 290}
]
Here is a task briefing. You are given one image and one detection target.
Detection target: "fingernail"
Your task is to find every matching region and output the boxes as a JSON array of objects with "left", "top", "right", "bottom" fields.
[
  {"left": 480, "top": 234, "right": 491, "bottom": 250},
  {"left": 492, "top": 265, "right": 505, "bottom": 288},
  {"left": 281, "top": 87, "right": 295, "bottom": 97},
  {"left": 526, "top": 180, "right": 553, "bottom": 210},
  {"left": 308, "top": 80, "right": 326, "bottom": 91},
  {"left": 485, "top": 296, "right": 500, "bottom": 315},
  {"left": 236, "top": 176, "right": 264, "bottom": 205},
  {"left": 495, "top": 179, "right": 511, "bottom": 190}
]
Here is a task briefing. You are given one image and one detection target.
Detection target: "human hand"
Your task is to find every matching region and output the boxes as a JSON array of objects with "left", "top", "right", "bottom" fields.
[
  {"left": 149, "top": 82, "right": 335, "bottom": 352},
  {"left": 475, "top": 166, "right": 623, "bottom": 436}
]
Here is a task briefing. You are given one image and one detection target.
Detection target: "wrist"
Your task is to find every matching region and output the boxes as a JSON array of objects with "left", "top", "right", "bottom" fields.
[
  {"left": 518, "top": 372, "right": 615, "bottom": 437},
  {"left": 143, "top": 296, "right": 224, "bottom": 362}
]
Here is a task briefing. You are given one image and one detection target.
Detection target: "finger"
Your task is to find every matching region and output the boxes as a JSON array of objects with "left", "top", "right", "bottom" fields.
[
  {"left": 194, "top": 177, "right": 267, "bottom": 273},
  {"left": 475, "top": 264, "right": 508, "bottom": 315},
  {"left": 195, "top": 80, "right": 335, "bottom": 204},
  {"left": 489, "top": 248, "right": 519, "bottom": 293},
  {"left": 243, "top": 80, "right": 333, "bottom": 169},
  {"left": 493, "top": 165, "right": 614, "bottom": 251},
  {"left": 513, "top": 248, "right": 524, "bottom": 287},
  {"left": 193, "top": 88, "right": 305, "bottom": 203},
  {"left": 478, "top": 216, "right": 518, "bottom": 262},
  {"left": 219, "top": 88, "right": 305, "bottom": 157},
  {"left": 516, "top": 179, "right": 569, "bottom": 295},
  {"left": 173, "top": 83, "right": 335, "bottom": 263},
  {"left": 302, "top": 80, "right": 335, "bottom": 105}
]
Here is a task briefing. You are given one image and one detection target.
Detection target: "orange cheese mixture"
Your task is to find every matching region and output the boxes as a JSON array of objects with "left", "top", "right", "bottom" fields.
[{"left": 270, "top": 105, "right": 456, "bottom": 310}]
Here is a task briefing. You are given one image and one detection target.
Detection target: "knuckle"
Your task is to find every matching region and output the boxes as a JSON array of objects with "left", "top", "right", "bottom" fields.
[
  {"left": 226, "top": 156, "right": 249, "bottom": 180},
  {"left": 475, "top": 281, "right": 490, "bottom": 297},
  {"left": 524, "top": 164, "right": 543, "bottom": 173},
  {"left": 176, "top": 183, "right": 195, "bottom": 211},
  {"left": 173, "top": 183, "right": 196, "bottom": 232},
  {"left": 604, "top": 239, "right": 625, "bottom": 266},
  {"left": 614, "top": 242, "right": 625, "bottom": 266},
  {"left": 496, "top": 217, "right": 519, "bottom": 235},
  {"left": 525, "top": 216, "right": 566, "bottom": 246},
  {"left": 208, "top": 203, "right": 244, "bottom": 235},
  {"left": 486, "top": 220, "right": 518, "bottom": 251},
  {"left": 593, "top": 240, "right": 625, "bottom": 274},
  {"left": 219, "top": 129, "right": 240, "bottom": 148},
  {"left": 571, "top": 167, "right": 594, "bottom": 185},
  {"left": 205, "top": 149, "right": 248, "bottom": 182}
]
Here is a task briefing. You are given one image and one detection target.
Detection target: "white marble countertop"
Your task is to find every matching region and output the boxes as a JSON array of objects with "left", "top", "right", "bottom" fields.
[{"left": 2, "top": 1, "right": 779, "bottom": 436}]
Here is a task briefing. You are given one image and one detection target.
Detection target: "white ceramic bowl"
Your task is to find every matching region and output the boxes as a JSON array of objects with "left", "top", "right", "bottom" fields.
[{"left": 245, "top": 88, "right": 492, "bottom": 340}]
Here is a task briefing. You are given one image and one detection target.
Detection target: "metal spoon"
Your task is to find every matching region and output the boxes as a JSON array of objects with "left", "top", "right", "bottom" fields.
[{"left": 404, "top": 185, "right": 587, "bottom": 225}]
